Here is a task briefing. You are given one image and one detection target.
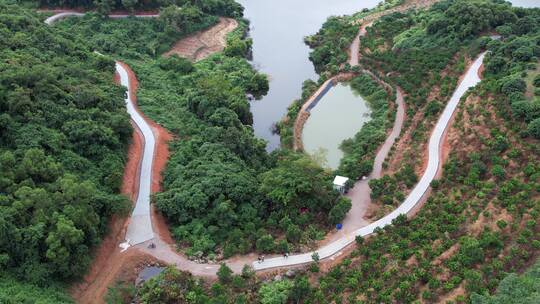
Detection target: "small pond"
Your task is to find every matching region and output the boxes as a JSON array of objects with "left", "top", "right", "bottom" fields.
[{"left": 302, "top": 83, "right": 372, "bottom": 170}]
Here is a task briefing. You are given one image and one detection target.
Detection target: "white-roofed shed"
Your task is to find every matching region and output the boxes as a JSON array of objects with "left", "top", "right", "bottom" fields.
[{"left": 333, "top": 176, "right": 349, "bottom": 194}]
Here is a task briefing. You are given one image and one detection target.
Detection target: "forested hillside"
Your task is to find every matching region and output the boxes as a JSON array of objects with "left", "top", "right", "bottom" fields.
[
  {"left": 55, "top": 1, "right": 350, "bottom": 261},
  {"left": 3, "top": 0, "right": 540, "bottom": 303},
  {"left": 297, "top": 0, "right": 540, "bottom": 302},
  {"left": 1, "top": 0, "right": 354, "bottom": 300},
  {"left": 471, "top": 258, "right": 540, "bottom": 304},
  {"left": 0, "top": 0, "right": 133, "bottom": 300},
  {"left": 0, "top": 1, "right": 132, "bottom": 282}
]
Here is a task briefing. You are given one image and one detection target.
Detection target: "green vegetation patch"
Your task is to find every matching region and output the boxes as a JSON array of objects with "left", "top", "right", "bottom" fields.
[
  {"left": 0, "top": 274, "right": 73, "bottom": 304},
  {"left": 137, "top": 265, "right": 312, "bottom": 304},
  {"left": 338, "top": 74, "right": 395, "bottom": 180},
  {"left": 58, "top": 3, "right": 349, "bottom": 259},
  {"left": 483, "top": 27, "right": 540, "bottom": 139},
  {"left": 471, "top": 257, "right": 540, "bottom": 304},
  {"left": 0, "top": 2, "right": 132, "bottom": 285}
]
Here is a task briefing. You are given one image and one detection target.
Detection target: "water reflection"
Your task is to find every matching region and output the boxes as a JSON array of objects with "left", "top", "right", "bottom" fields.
[
  {"left": 302, "top": 83, "right": 372, "bottom": 170},
  {"left": 237, "top": 0, "right": 381, "bottom": 150}
]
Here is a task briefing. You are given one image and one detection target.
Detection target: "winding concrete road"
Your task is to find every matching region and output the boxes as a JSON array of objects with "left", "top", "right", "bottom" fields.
[
  {"left": 349, "top": 22, "right": 372, "bottom": 67},
  {"left": 45, "top": 11, "right": 486, "bottom": 274},
  {"left": 45, "top": 12, "right": 159, "bottom": 247},
  {"left": 116, "top": 63, "right": 156, "bottom": 246},
  {"left": 254, "top": 52, "right": 486, "bottom": 270},
  {"left": 324, "top": 86, "right": 404, "bottom": 244}
]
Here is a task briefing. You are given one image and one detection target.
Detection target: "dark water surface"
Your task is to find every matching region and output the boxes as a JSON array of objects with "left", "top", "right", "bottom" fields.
[
  {"left": 302, "top": 83, "right": 372, "bottom": 169},
  {"left": 237, "top": 0, "right": 381, "bottom": 150}
]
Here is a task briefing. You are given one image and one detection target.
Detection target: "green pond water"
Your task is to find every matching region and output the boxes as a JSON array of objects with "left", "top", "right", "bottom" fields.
[{"left": 302, "top": 83, "right": 372, "bottom": 170}]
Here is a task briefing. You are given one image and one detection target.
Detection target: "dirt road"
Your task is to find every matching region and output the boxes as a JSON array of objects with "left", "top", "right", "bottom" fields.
[{"left": 164, "top": 17, "right": 238, "bottom": 61}]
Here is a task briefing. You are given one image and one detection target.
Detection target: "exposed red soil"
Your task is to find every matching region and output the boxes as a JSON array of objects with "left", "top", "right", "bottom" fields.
[
  {"left": 119, "top": 60, "right": 176, "bottom": 246},
  {"left": 121, "top": 127, "right": 144, "bottom": 201},
  {"left": 164, "top": 17, "right": 238, "bottom": 61},
  {"left": 70, "top": 62, "right": 172, "bottom": 304},
  {"left": 152, "top": 206, "right": 175, "bottom": 245},
  {"left": 477, "top": 63, "right": 485, "bottom": 79},
  {"left": 400, "top": 57, "right": 482, "bottom": 221},
  {"left": 385, "top": 55, "right": 473, "bottom": 178},
  {"left": 437, "top": 285, "right": 466, "bottom": 304}
]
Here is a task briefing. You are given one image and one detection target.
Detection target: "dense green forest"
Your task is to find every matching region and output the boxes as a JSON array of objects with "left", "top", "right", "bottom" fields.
[
  {"left": 3, "top": 0, "right": 540, "bottom": 302},
  {"left": 54, "top": 1, "right": 349, "bottom": 260},
  {"left": 33, "top": 0, "right": 243, "bottom": 17},
  {"left": 0, "top": 0, "right": 142, "bottom": 301},
  {"left": 305, "top": 15, "right": 358, "bottom": 75},
  {"left": 0, "top": 1, "right": 132, "bottom": 285},
  {"left": 471, "top": 258, "right": 540, "bottom": 304},
  {"left": 306, "top": 0, "right": 404, "bottom": 75},
  {"left": 56, "top": 6, "right": 218, "bottom": 58},
  {"left": 1, "top": 0, "right": 352, "bottom": 300},
  {"left": 0, "top": 274, "right": 73, "bottom": 303}
]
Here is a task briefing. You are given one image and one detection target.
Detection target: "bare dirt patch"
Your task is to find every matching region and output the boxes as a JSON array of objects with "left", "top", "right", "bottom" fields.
[
  {"left": 437, "top": 284, "right": 466, "bottom": 304},
  {"left": 468, "top": 203, "right": 513, "bottom": 237},
  {"left": 164, "top": 17, "right": 238, "bottom": 61},
  {"left": 433, "top": 243, "right": 460, "bottom": 267}
]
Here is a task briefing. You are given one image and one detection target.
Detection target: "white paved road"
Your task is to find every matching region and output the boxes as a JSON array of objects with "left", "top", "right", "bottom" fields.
[
  {"left": 44, "top": 12, "right": 85, "bottom": 24},
  {"left": 116, "top": 63, "right": 156, "bottom": 246}
]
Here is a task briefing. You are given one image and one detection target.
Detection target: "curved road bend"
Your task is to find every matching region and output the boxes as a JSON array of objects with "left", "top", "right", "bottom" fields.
[
  {"left": 349, "top": 22, "right": 372, "bottom": 67},
  {"left": 253, "top": 52, "right": 486, "bottom": 270},
  {"left": 116, "top": 64, "right": 156, "bottom": 246},
  {"left": 45, "top": 12, "right": 158, "bottom": 246}
]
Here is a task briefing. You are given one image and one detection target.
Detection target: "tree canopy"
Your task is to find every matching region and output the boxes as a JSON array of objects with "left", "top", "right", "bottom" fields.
[{"left": 0, "top": 2, "right": 132, "bottom": 285}]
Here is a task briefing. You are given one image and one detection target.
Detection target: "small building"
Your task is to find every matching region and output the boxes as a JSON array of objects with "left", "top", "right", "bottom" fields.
[{"left": 333, "top": 176, "right": 349, "bottom": 194}]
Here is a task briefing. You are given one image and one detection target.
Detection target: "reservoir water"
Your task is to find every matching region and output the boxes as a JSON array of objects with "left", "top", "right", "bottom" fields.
[
  {"left": 509, "top": 0, "right": 540, "bottom": 8},
  {"left": 302, "top": 83, "right": 372, "bottom": 170},
  {"left": 237, "top": 0, "right": 381, "bottom": 150}
]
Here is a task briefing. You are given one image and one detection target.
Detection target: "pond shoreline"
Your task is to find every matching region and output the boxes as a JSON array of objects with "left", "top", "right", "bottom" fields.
[{"left": 293, "top": 73, "right": 356, "bottom": 151}]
